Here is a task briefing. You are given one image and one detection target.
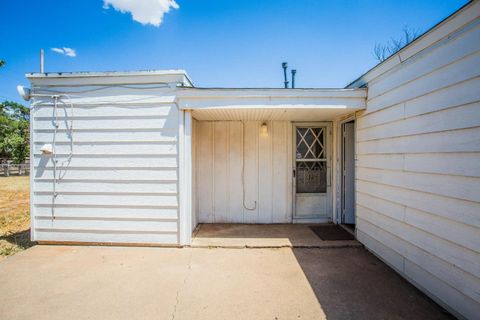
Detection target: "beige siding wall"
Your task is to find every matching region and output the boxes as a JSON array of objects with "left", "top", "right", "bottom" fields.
[
  {"left": 194, "top": 121, "right": 293, "bottom": 223},
  {"left": 31, "top": 86, "right": 180, "bottom": 245},
  {"left": 355, "top": 11, "right": 480, "bottom": 319}
]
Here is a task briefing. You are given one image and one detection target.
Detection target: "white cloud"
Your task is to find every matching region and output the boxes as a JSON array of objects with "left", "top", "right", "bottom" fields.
[
  {"left": 103, "top": 0, "right": 179, "bottom": 27},
  {"left": 51, "top": 47, "right": 77, "bottom": 57}
]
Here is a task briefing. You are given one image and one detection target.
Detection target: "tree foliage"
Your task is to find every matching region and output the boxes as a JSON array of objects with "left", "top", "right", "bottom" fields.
[
  {"left": 0, "top": 60, "right": 5, "bottom": 67},
  {"left": 374, "top": 27, "right": 419, "bottom": 62},
  {"left": 0, "top": 101, "right": 30, "bottom": 163}
]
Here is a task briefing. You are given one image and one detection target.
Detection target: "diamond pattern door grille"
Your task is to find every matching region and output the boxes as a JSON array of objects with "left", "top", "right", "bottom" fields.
[{"left": 295, "top": 127, "right": 326, "bottom": 193}]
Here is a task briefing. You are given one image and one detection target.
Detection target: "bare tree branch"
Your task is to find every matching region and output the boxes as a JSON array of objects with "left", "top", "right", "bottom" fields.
[{"left": 373, "top": 26, "right": 420, "bottom": 62}]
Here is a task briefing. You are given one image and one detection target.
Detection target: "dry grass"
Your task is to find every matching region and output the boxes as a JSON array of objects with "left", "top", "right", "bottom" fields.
[{"left": 0, "top": 176, "right": 34, "bottom": 260}]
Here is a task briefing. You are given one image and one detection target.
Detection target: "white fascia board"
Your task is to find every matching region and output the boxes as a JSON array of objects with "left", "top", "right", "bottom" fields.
[
  {"left": 176, "top": 88, "right": 367, "bottom": 110},
  {"left": 177, "top": 87, "right": 367, "bottom": 99}
]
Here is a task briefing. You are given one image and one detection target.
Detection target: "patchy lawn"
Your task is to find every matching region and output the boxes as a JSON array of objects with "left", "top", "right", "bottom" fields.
[{"left": 0, "top": 176, "right": 34, "bottom": 260}]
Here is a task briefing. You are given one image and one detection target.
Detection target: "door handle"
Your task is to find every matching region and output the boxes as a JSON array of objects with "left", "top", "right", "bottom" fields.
[{"left": 293, "top": 169, "right": 296, "bottom": 178}]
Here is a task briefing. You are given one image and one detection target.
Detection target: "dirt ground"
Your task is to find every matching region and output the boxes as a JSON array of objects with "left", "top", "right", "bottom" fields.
[{"left": 0, "top": 176, "right": 34, "bottom": 260}]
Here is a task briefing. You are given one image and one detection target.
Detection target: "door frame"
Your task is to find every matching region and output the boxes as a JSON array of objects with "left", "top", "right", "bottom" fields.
[
  {"left": 292, "top": 122, "right": 333, "bottom": 222},
  {"left": 335, "top": 115, "right": 356, "bottom": 225}
]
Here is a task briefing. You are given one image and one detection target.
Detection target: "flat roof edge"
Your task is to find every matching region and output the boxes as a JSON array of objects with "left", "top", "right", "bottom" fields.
[{"left": 26, "top": 69, "right": 195, "bottom": 86}]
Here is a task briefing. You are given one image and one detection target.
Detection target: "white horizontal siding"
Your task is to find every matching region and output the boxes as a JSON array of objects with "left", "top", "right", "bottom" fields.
[
  {"left": 356, "top": 153, "right": 480, "bottom": 178},
  {"left": 195, "top": 121, "right": 292, "bottom": 223},
  {"left": 34, "top": 117, "right": 176, "bottom": 130},
  {"left": 35, "top": 168, "right": 177, "bottom": 181},
  {"left": 34, "top": 206, "right": 178, "bottom": 219},
  {"left": 356, "top": 11, "right": 480, "bottom": 320},
  {"left": 34, "top": 181, "right": 177, "bottom": 193},
  {"left": 33, "top": 104, "right": 174, "bottom": 118},
  {"left": 34, "top": 230, "right": 178, "bottom": 245},
  {"left": 34, "top": 218, "right": 178, "bottom": 233},
  {"left": 34, "top": 193, "right": 178, "bottom": 207},
  {"left": 33, "top": 155, "right": 178, "bottom": 169},
  {"left": 34, "top": 130, "right": 177, "bottom": 143},
  {"left": 33, "top": 142, "right": 177, "bottom": 155},
  {"left": 31, "top": 85, "right": 180, "bottom": 245}
]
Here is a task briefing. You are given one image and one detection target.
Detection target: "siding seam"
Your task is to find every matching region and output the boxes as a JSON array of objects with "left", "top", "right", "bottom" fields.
[{"left": 356, "top": 178, "right": 480, "bottom": 204}]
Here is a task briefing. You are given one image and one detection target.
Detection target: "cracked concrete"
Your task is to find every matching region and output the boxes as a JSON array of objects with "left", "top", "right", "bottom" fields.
[
  {"left": 170, "top": 251, "right": 192, "bottom": 320},
  {"left": 0, "top": 245, "right": 452, "bottom": 320}
]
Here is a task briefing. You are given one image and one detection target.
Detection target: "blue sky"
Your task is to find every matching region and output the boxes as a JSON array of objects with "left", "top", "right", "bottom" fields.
[{"left": 0, "top": 0, "right": 468, "bottom": 103}]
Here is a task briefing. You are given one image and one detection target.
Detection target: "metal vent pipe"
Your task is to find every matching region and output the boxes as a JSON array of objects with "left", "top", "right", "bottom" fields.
[{"left": 282, "top": 62, "right": 289, "bottom": 88}]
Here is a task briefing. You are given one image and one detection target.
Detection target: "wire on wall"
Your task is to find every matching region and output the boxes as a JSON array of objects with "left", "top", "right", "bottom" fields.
[
  {"left": 32, "top": 93, "right": 75, "bottom": 221},
  {"left": 242, "top": 121, "right": 257, "bottom": 211},
  {"left": 51, "top": 95, "right": 59, "bottom": 220}
]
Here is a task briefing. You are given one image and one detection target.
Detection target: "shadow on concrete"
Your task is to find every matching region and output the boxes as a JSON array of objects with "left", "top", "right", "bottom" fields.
[
  {"left": 292, "top": 247, "right": 454, "bottom": 320},
  {"left": 193, "top": 223, "right": 454, "bottom": 319}
]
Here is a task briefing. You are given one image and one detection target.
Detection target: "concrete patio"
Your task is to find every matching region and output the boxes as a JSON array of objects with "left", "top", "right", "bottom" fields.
[
  {"left": 0, "top": 245, "right": 452, "bottom": 320},
  {"left": 191, "top": 223, "right": 361, "bottom": 248}
]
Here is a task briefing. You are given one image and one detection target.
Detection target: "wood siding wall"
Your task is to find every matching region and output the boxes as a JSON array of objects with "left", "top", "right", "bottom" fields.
[
  {"left": 31, "top": 87, "right": 180, "bottom": 245},
  {"left": 194, "top": 121, "right": 293, "bottom": 223},
  {"left": 355, "top": 13, "right": 480, "bottom": 319}
]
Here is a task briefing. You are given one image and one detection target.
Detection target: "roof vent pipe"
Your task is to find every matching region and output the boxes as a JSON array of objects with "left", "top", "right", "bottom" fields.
[
  {"left": 282, "top": 62, "right": 289, "bottom": 88},
  {"left": 291, "top": 69, "right": 296, "bottom": 89},
  {"left": 40, "top": 49, "right": 44, "bottom": 73}
]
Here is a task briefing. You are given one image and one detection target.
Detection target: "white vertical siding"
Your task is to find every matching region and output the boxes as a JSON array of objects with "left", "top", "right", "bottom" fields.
[
  {"left": 31, "top": 87, "right": 181, "bottom": 245},
  {"left": 194, "top": 121, "right": 293, "bottom": 223},
  {"left": 355, "top": 9, "right": 480, "bottom": 319}
]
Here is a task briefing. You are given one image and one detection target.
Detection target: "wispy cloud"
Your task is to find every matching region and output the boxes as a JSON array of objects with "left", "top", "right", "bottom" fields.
[
  {"left": 103, "top": 0, "right": 179, "bottom": 27},
  {"left": 51, "top": 47, "right": 77, "bottom": 57}
]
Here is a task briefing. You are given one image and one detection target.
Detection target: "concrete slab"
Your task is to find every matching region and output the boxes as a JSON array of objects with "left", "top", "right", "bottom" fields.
[
  {"left": 192, "top": 223, "right": 362, "bottom": 248},
  {"left": 0, "top": 245, "right": 452, "bottom": 320}
]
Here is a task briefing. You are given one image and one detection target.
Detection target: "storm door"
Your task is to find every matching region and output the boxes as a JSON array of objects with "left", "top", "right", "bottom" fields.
[{"left": 293, "top": 123, "right": 332, "bottom": 220}]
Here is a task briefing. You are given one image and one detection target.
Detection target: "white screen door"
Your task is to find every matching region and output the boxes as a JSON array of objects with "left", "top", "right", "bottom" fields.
[{"left": 293, "top": 123, "right": 331, "bottom": 220}]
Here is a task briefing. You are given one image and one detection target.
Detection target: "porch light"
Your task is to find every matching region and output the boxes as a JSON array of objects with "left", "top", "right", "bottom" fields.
[{"left": 260, "top": 122, "right": 268, "bottom": 135}]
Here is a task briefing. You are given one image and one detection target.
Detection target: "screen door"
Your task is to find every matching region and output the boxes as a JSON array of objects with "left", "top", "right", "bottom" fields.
[{"left": 293, "top": 123, "right": 331, "bottom": 219}]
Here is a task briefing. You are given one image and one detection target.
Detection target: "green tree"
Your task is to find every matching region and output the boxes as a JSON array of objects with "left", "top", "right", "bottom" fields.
[{"left": 0, "top": 101, "right": 30, "bottom": 163}]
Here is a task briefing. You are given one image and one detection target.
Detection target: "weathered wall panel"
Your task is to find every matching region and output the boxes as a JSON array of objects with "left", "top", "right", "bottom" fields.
[
  {"left": 194, "top": 121, "right": 292, "bottom": 223},
  {"left": 31, "top": 86, "right": 180, "bottom": 245},
  {"left": 355, "top": 7, "right": 480, "bottom": 319}
]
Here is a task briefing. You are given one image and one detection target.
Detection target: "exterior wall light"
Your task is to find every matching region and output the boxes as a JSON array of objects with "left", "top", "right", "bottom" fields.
[
  {"left": 40, "top": 144, "right": 53, "bottom": 155},
  {"left": 260, "top": 122, "right": 268, "bottom": 135}
]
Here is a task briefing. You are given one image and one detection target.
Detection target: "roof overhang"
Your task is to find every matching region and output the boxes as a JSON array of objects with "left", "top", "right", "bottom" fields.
[{"left": 177, "top": 88, "right": 366, "bottom": 121}]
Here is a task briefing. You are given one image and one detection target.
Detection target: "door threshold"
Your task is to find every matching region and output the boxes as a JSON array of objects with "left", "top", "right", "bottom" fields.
[{"left": 293, "top": 217, "right": 332, "bottom": 224}]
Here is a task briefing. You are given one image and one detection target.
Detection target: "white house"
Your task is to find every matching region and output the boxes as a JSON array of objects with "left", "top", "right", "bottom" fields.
[{"left": 25, "top": 1, "right": 479, "bottom": 319}]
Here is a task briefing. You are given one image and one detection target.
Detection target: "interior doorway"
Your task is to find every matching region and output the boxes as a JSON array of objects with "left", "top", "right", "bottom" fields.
[{"left": 341, "top": 120, "right": 355, "bottom": 230}]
